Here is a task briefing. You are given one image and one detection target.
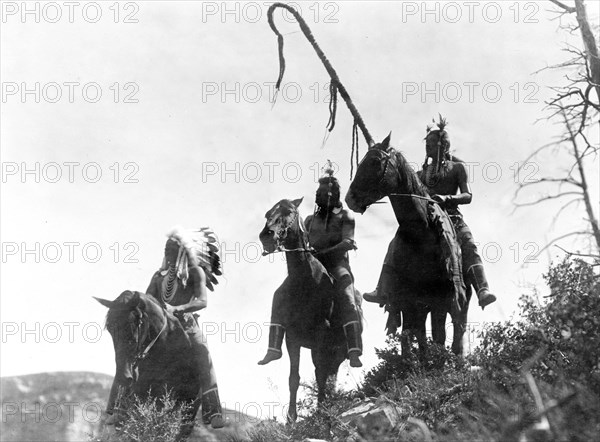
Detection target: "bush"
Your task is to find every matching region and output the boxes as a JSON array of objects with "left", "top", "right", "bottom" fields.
[
  {"left": 89, "top": 388, "right": 193, "bottom": 442},
  {"left": 362, "top": 334, "right": 461, "bottom": 397},
  {"left": 466, "top": 257, "right": 600, "bottom": 441},
  {"left": 357, "top": 257, "right": 600, "bottom": 441},
  {"left": 471, "top": 257, "right": 600, "bottom": 393}
]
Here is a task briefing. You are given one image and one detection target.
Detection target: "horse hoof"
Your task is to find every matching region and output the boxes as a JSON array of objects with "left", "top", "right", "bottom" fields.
[{"left": 210, "top": 414, "right": 224, "bottom": 429}]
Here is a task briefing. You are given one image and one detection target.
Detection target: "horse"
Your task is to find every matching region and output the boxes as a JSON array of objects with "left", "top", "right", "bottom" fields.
[
  {"left": 95, "top": 290, "right": 202, "bottom": 439},
  {"left": 345, "top": 134, "right": 470, "bottom": 356},
  {"left": 259, "top": 198, "right": 363, "bottom": 421}
]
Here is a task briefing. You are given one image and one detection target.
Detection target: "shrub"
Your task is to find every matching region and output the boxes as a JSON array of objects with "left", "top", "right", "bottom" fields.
[
  {"left": 471, "top": 257, "right": 600, "bottom": 393},
  {"left": 362, "top": 334, "right": 461, "bottom": 396},
  {"left": 89, "top": 388, "right": 193, "bottom": 442}
]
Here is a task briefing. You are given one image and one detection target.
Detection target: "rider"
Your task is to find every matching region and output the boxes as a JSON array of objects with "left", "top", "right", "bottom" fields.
[
  {"left": 258, "top": 166, "right": 363, "bottom": 367},
  {"left": 145, "top": 228, "right": 225, "bottom": 429},
  {"left": 363, "top": 117, "right": 497, "bottom": 309}
]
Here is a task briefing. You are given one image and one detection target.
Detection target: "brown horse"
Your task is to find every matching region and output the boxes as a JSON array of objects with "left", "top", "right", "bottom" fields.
[
  {"left": 95, "top": 291, "right": 202, "bottom": 438},
  {"left": 345, "top": 135, "right": 470, "bottom": 355},
  {"left": 259, "top": 198, "right": 362, "bottom": 421}
]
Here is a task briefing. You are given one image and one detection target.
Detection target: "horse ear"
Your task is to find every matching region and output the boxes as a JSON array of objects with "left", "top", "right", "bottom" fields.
[
  {"left": 291, "top": 197, "right": 303, "bottom": 208},
  {"left": 379, "top": 132, "right": 392, "bottom": 150},
  {"left": 94, "top": 297, "right": 114, "bottom": 309},
  {"left": 132, "top": 291, "right": 147, "bottom": 311}
]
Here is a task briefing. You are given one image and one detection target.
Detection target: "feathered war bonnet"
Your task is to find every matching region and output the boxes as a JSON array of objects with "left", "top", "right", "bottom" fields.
[{"left": 161, "top": 227, "right": 222, "bottom": 291}]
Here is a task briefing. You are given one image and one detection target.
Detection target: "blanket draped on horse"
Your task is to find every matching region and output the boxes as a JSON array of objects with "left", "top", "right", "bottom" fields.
[
  {"left": 386, "top": 197, "right": 466, "bottom": 319},
  {"left": 428, "top": 202, "right": 467, "bottom": 318}
]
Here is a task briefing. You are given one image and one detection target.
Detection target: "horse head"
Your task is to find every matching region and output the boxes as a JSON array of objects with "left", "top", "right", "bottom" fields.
[
  {"left": 95, "top": 291, "right": 167, "bottom": 400},
  {"left": 259, "top": 197, "right": 308, "bottom": 254},
  {"left": 345, "top": 133, "right": 404, "bottom": 214}
]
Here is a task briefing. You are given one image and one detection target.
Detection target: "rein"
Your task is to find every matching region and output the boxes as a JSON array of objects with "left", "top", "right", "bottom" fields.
[
  {"left": 262, "top": 246, "right": 315, "bottom": 256},
  {"left": 376, "top": 149, "right": 437, "bottom": 204},
  {"left": 389, "top": 193, "right": 436, "bottom": 203},
  {"left": 132, "top": 307, "right": 168, "bottom": 368}
]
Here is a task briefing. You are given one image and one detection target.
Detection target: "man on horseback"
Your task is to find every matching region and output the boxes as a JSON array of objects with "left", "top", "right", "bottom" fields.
[
  {"left": 145, "top": 228, "right": 225, "bottom": 429},
  {"left": 363, "top": 117, "right": 497, "bottom": 309},
  {"left": 258, "top": 168, "right": 364, "bottom": 368}
]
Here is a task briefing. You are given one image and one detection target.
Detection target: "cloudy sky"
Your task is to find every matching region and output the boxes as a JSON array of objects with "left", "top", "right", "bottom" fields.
[{"left": 1, "top": 1, "right": 598, "bottom": 420}]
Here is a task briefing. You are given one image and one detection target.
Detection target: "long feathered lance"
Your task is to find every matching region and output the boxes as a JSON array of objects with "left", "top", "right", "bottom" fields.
[{"left": 267, "top": 2, "right": 375, "bottom": 161}]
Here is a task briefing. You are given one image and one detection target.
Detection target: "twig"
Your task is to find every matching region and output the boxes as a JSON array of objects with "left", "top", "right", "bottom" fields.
[
  {"left": 548, "top": 0, "right": 576, "bottom": 14},
  {"left": 553, "top": 244, "right": 600, "bottom": 259}
]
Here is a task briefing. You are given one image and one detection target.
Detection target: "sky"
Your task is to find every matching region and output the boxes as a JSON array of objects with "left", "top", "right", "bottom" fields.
[{"left": 1, "top": 1, "right": 598, "bottom": 422}]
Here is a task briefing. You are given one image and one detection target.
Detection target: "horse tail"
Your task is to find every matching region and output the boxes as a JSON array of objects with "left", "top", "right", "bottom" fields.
[{"left": 267, "top": 2, "right": 374, "bottom": 148}]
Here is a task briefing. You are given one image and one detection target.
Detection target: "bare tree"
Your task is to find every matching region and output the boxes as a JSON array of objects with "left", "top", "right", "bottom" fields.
[{"left": 515, "top": 0, "right": 599, "bottom": 257}]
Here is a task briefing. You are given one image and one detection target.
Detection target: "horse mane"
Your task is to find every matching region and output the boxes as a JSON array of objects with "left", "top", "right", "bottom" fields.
[
  {"left": 389, "top": 148, "right": 429, "bottom": 197},
  {"left": 104, "top": 291, "right": 163, "bottom": 328}
]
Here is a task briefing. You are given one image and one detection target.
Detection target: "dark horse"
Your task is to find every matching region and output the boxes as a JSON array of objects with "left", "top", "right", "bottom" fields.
[
  {"left": 345, "top": 135, "right": 470, "bottom": 355},
  {"left": 259, "top": 198, "right": 362, "bottom": 421},
  {"left": 95, "top": 291, "right": 202, "bottom": 438}
]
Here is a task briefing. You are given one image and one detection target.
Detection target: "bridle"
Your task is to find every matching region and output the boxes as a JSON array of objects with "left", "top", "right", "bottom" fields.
[
  {"left": 130, "top": 305, "right": 168, "bottom": 370},
  {"left": 262, "top": 205, "right": 315, "bottom": 255},
  {"left": 363, "top": 147, "right": 436, "bottom": 204}
]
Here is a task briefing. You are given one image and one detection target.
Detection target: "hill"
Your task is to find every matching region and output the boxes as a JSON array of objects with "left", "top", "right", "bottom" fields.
[{"left": 1, "top": 371, "right": 255, "bottom": 442}]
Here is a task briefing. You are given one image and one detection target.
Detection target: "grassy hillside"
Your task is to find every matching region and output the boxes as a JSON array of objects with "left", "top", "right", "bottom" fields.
[
  {"left": 4, "top": 258, "right": 597, "bottom": 441},
  {"left": 0, "top": 372, "right": 255, "bottom": 442},
  {"left": 242, "top": 257, "right": 600, "bottom": 441}
]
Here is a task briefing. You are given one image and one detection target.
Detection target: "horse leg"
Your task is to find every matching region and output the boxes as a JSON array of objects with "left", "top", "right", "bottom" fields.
[
  {"left": 286, "top": 337, "right": 301, "bottom": 423},
  {"left": 451, "top": 285, "right": 472, "bottom": 356},
  {"left": 431, "top": 306, "right": 447, "bottom": 347},
  {"left": 399, "top": 299, "right": 418, "bottom": 356},
  {"left": 312, "top": 348, "right": 328, "bottom": 405},
  {"left": 311, "top": 323, "right": 328, "bottom": 405},
  {"left": 177, "top": 398, "right": 201, "bottom": 441},
  {"left": 325, "top": 344, "right": 345, "bottom": 399},
  {"left": 414, "top": 304, "right": 428, "bottom": 354},
  {"left": 400, "top": 308, "right": 412, "bottom": 356}
]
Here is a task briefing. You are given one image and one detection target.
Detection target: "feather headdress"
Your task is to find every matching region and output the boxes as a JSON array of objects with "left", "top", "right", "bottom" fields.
[{"left": 161, "top": 227, "right": 222, "bottom": 291}]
